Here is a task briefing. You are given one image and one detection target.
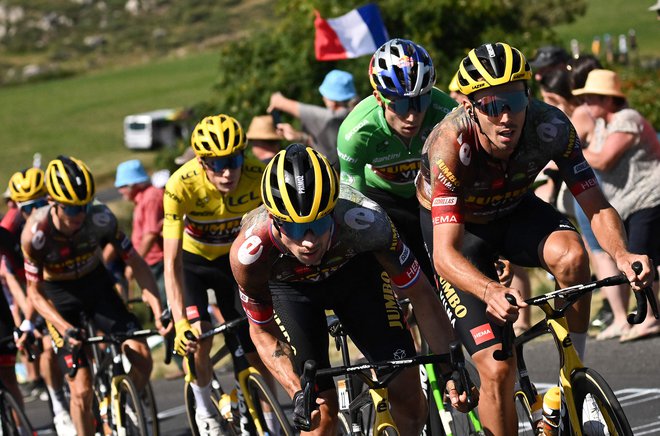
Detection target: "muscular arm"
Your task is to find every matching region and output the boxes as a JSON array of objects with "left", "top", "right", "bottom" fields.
[
  {"left": 163, "top": 237, "right": 186, "bottom": 322},
  {"left": 125, "top": 251, "right": 164, "bottom": 329},
  {"left": 27, "top": 279, "right": 72, "bottom": 334},
  {"left": 137, "top": 232, "right": 159, "bottom": 258},
  {"left": 575, "top": 187, "right": 653, "bottom": 287}
]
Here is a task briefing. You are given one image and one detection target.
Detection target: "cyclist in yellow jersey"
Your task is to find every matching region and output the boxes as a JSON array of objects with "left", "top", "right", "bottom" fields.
[{"left": 163, "top": 114, "right": 268, "bottom": 435}]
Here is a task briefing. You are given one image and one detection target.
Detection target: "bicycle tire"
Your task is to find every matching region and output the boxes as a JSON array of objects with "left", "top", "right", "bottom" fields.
[
  {"left": 117, "top": 377, "right": 149, "bottom": 436},
  {"left": 1, "top": 391, "right": 35, "bottom": 436},
  {"left": 142, "top": 381, "right": 160, "bottom": 436},
  {"left": 514, "top": 390, "right": 536, "bottom": 436},
  {"left": 184, "top": 378, "right": 236, "bottom": 436},
  {"left": 245, "top": 372, "right": 295, "bottom": 435},
  {"left": 337, "top": 411, "right": 351, "bottom": 435},
  {"left": 570, "top": 368, "right": 633, "bottom": 436},
  {"left": 377, "top": 424, "right": 400, "bottom": 436}
]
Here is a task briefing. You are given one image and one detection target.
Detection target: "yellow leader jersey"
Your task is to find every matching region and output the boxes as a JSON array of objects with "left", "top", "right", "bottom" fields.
[{"left": 163, "top": 157, "right": 265, "bottom": 260}]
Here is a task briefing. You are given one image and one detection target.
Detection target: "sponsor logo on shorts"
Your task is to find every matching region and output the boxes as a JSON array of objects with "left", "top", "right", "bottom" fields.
[
  {"left": 470, "top": 323, "right": 495, "bottom": 345},
  {"left": 186, "top": 306, "right": 200, "bottom": 320}
]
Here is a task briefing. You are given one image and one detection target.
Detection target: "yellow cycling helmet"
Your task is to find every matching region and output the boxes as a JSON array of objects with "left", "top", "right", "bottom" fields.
[
  {"left": 8, "top": 167, "right": 47, "bottom": 203},
  {"left": 45, "top": 156, "right": 95, "bottom": 205},
  {"left": 261, "top": 144, "right": 339, "bottom": 223},
  {"left": 190, "top": 114, "right": 247, "bottom": 158},
  {"left": 457, "top": 42, "right": 532, "bottom": 96},
  {"left": 448, "top": 72, "right": 460, "bottom": 93}
]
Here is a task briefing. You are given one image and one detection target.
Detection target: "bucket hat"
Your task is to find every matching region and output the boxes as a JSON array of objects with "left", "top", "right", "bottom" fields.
[
  {"left": 115, "top": 159, "right": 149, "bottom": 188},
  {"left": 318, "top": 70, "right": 357, "bottom": 102},
  {"left": 572, "top": 69, "right": 625, "bottom": 98},
  {"left": 246, "top": 115, "right": 283, "bottom": 141}
]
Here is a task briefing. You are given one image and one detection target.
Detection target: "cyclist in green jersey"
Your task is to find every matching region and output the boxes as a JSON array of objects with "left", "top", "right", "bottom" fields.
[{"left": 337, "top": 38, "right": 457, "bottom": 280}]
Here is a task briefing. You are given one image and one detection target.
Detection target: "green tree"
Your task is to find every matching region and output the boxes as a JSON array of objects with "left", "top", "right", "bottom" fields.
[{"left": 209, "top": 0, "right": 587, "bottom": 126}]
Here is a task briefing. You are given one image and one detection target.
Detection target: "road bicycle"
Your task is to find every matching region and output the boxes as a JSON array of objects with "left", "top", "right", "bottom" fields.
[
  {"left": 497, "top": 261, "right": 659, "bottom": 436},
  {"left": 0, "top": 336, "right": 36, "bottom": 436},
  {"left": 69, "top": 314, "right": 160, "bottom": 436},
  {"left": 298, "top": 315, "right": 477, "bottom": 436},
  {"left": 183, "top": 316, "right": 294, "bottom": 436}
]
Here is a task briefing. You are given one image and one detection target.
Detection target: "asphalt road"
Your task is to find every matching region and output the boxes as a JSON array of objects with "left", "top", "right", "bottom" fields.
[{"left": 22, "top": 334, "right": 660, "bottom": 435}]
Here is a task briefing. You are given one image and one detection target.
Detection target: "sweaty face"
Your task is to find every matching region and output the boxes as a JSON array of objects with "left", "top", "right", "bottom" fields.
[
  {"left": 376, "top": 91, "right": 428, "bottom": 139},
  {"left": 466, "top": 81, "right": 528, "bottom": 158},
  {"left": 54, "top": 203, "right": 88, "bottom": 234},
  {"left": 277, "top": 225, "right": 332, "bottom": 266}
]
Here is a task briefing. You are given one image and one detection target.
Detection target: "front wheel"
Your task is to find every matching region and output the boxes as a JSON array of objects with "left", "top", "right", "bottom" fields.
[
  {"left": 245, "top": 372, "right": 295, "bottom": 435},
  {"left": 117, "top": 377, "right": 149, "bottom": 436},
  {"left": 570, "top": 368, "right": 633, "bottom": 436},
  {"left": 142, "top": 381, "right": 160, "bottom": 436},
  {"left": 1, "top": 392, "right": 35, "bottom": 436},
  {"left": 184, "top": 377, "right": 236, "bottom": 436}
]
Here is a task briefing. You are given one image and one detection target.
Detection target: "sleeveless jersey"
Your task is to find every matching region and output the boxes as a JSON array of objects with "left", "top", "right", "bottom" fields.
[
  {"left": 337, "top": 88, "right": 457, "bottom": 198},
  {"left": 232, "top": 184, "right": 421, "bottom": 288},
  {"left": 162, "top": 156, "right": 265, "bottom": 260},
  {"left": 21, "top": 204, "right": 134, "bottom": 282},
  {"left": 416, "top": 99, "right": 598, "bottom": 224}
]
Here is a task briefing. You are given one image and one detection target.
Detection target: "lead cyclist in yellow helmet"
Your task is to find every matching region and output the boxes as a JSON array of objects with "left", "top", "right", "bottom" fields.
[
  {"left": 230, "top": 143, "right": 467, "bottom": 434},
  {"left": 21, "top": 156, "right": 167, "bottom": 435},
  {"left": 416, "top": 42, "right": 653, "bottom": 435},
  {"left": 163, "top": 114, "right": 273, "bottom": 434}
]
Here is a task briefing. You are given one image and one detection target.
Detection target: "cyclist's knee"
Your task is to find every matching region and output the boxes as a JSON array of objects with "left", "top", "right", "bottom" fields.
[
  {"left": 543, "top": 237, "right": 589, "bottom": 280},
  {"left": 69, "top": 379, "right": 94, "bottom": 407},
  {"left": 473, "top": 349, "right": 515, "bottom": 391}
]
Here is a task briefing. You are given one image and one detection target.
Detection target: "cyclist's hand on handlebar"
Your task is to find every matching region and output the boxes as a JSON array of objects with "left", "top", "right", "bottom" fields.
[
  {"left": 445, "top": 378, "right": 479, "bottom": 413},
  {"left": 63, "top": 327, "right": 84, "bottom": 351},
  {"left": 292, "top": 389, "right": 325, "bottom": 431},
  {"left": 483, "top": 283, "right": 527, "bottom": 325},
  {"left": 496, "top": 259, "right": 513, "bottom": 287},
  {"left": 616, "top": 254, "right": 654, "bottom": 290},
  {"left": 174, "top": 319, "right": 198, "bottom": 356}
]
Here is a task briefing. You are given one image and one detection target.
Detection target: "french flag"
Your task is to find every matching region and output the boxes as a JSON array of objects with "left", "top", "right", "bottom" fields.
[{"left": 314, "top": 4, "right": 389, "bottom": 61}]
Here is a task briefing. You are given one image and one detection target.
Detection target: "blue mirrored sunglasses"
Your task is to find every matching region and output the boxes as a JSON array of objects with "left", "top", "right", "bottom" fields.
[
  {"left": 19, "top": 198, "right": 48, "bottom": 214},
  {"left": 473, "top": 90, "right": 528, "bottom": 117},
  {"left": 382, "top": 92, "right": 432, "bottom": 116},
  {"left": 59, "top": 203, "right": 90, "bottom": 217},
  {"left": 203, "top": 154, "right": 244, "bottom": 172},
  {"left": 275, "top": 215, "right": 333, "bottom": 240}
]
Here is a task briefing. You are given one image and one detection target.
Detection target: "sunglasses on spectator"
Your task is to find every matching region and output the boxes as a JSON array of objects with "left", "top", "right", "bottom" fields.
[
  {"left": 380, "top": 92, "right": 432, "bottom": 116},
  {"left": 273, "top": 215, "right": 333, "bottom": 240},
  {"left": 202, "top": 154, "right": 244, "bottom": 172},
  {"left": 58, "top": 203, "right": 91, "bottom": 217},
  {"left": 472, "top": 90, "right": 528, "bottom": 117},
  {"left": 18, "top": 198, "right": 48, "bottom": 214}
]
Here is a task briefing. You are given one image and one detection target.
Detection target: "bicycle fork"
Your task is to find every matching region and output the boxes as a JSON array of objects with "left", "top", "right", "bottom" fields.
[{"left": 369, "top": 387, "right": 399, "bottom": 435}]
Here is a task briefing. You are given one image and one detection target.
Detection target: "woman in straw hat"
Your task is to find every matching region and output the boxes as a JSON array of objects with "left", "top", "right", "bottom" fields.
[{"left": 573, "top": 69, "right": 660, "bottom": 342}]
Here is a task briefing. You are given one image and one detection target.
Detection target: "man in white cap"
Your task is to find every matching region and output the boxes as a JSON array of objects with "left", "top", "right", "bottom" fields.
[{"left": 267, "top": 69, "right": 357, "bottom": 169}]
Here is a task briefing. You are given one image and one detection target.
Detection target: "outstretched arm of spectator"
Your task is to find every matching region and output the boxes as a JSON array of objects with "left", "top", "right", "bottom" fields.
[{"left": 268, "top": 92, "right": 301, "bottom": 118}]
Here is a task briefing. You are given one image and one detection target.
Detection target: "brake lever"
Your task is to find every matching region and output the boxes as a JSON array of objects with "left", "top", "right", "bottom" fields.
[
  {"left": 628, "top": 261, "right": 654, "bottom": 324},
  {"left": 449, "top": 342, "right": 477, "bottom": 411}
]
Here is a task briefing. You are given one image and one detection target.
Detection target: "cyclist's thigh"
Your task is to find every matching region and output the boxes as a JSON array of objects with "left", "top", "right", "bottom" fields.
[
  {"left": 624, "top": 205, "right": 660, "bottom": 268},
  {"left": 331, "top": 254, "right": 416, "bottom": 362},
  {"left": 0, "top": 296, "right": 16, "bottom": 366},
  {"left": 270, "top": 280, "right": 332, "bottom": 390}
]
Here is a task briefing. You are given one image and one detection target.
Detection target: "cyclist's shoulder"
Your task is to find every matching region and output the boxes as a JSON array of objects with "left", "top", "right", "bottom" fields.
[
  {"left": 21, "top": 206, "right": 52, "bottom": 254},
  {"left": 232, "top": 206, "right": 272, "bottom": 270},
  {"left": 524, "top": 99, "right": 577, "bottom": 151},
  {"left": 86, "top": 203, "right": 118, "bottom": 229},
  {"left": 167, "top": 159, "right": 203, "bottom": 191},
  {"left": 239, "top": 155, "right": 266, "bottom": 182},
  {"left": 338, "top": 95, "right": 384, "bottom": 147},
  {"left": 427, "top": 87, "right": 459, "bottom": 121},
  {"left": 334, "top": 186, "right": 393, "bottom": 240}
]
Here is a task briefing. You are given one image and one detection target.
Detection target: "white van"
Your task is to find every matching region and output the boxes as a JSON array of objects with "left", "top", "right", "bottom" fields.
[{"left": 123, "top": 108, "right": 187, "bottom": 150}]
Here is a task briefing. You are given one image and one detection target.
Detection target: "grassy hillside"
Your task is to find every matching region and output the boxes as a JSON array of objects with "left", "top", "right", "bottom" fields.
[
  {"left": 554, "top": 0, "right": 660, "bottom": 58},
  {"left": 0, "top": 49, "right": 219, "bottom": 190}
]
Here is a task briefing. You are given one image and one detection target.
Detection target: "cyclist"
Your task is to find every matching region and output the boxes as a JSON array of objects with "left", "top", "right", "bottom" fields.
[
  {"left": 21, "top": 156, "right": 167, "bottom": 435},
  {"left": 163, "top": 114, "right": 270, "bottom": 434},
  {"left": 229, "top": 144, "right": 466, "bottom": 435},
  {"left": 416, "top": 42, "right": 654, "bottom": 435},
  {"left": 6, "top": 167, "right": 76, "bottom": 434},
  {"left": 337, "top": 38, "right": 457, "bottom": 281}
]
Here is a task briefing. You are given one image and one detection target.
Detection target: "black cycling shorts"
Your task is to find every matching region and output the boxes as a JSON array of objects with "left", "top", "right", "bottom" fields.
[
  {"left": 270, "top": 253, "right": 416, "bottom": 392},
  {"left": 364, "top": 186, "right": 434, "bottom": 283},
  {"left": 182, "top": 251, "right": 255, "bottom": 355},
  {"left": 624, "top": 205, "right": 660, "bottom": 277},
  {"left": 42, "top": 266, "right": 141, "bottom": 370},
  {"left": 420, "top": 193, "right": 578, "bottom": 355}
]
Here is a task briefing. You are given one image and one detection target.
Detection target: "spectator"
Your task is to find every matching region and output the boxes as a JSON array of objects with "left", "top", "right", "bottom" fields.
[
  {"left": 115, "top": 159, "right": 166, "bottom": 302},
  {"left": 529, "top": 45, "right": 570, "bottom": 82},
  {"left": 649, "top": 0, "right": 660, "bottom": 19},
  {"left": 268, "top": 69, "right": 357, "bottom": 169},
  {"left": 245, "top": 115, "right": 284, "bottom": 163},
  {"left": 574, "top": 69, "right": 660, "bottom": 342},
  {"left": 568, "top": 55, "right": 603, "bottom": 91}
]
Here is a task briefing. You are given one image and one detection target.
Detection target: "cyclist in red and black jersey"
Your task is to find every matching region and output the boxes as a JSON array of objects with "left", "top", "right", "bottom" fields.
[
  {"left": 230, "top": 144, "right": 465, "bottom": 435},
  {"left": 21, "top": 156, "right": 168, "bottom": 435},
  {"left": 416, "top": 43, "right": 653, "bottom": 435}
]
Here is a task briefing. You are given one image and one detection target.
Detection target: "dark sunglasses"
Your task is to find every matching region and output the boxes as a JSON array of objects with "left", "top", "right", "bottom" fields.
[
  {"left": 472, "top": 90, "right": 528, "bottom": 117},
  {"left": 19, "top": 198, "right": 48, "bottom": 214},
  {"left": 202, "top": 154, "right": 244, "bottom": 172},
  {"left": 381, "top": 92, "right": 432, "bottom": 116},
  {"left": 58, "top": 203, "right": 90, "bottom": 217},
  {"left": 274, "top": 215, "right": 333, "bottom": 240}
]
